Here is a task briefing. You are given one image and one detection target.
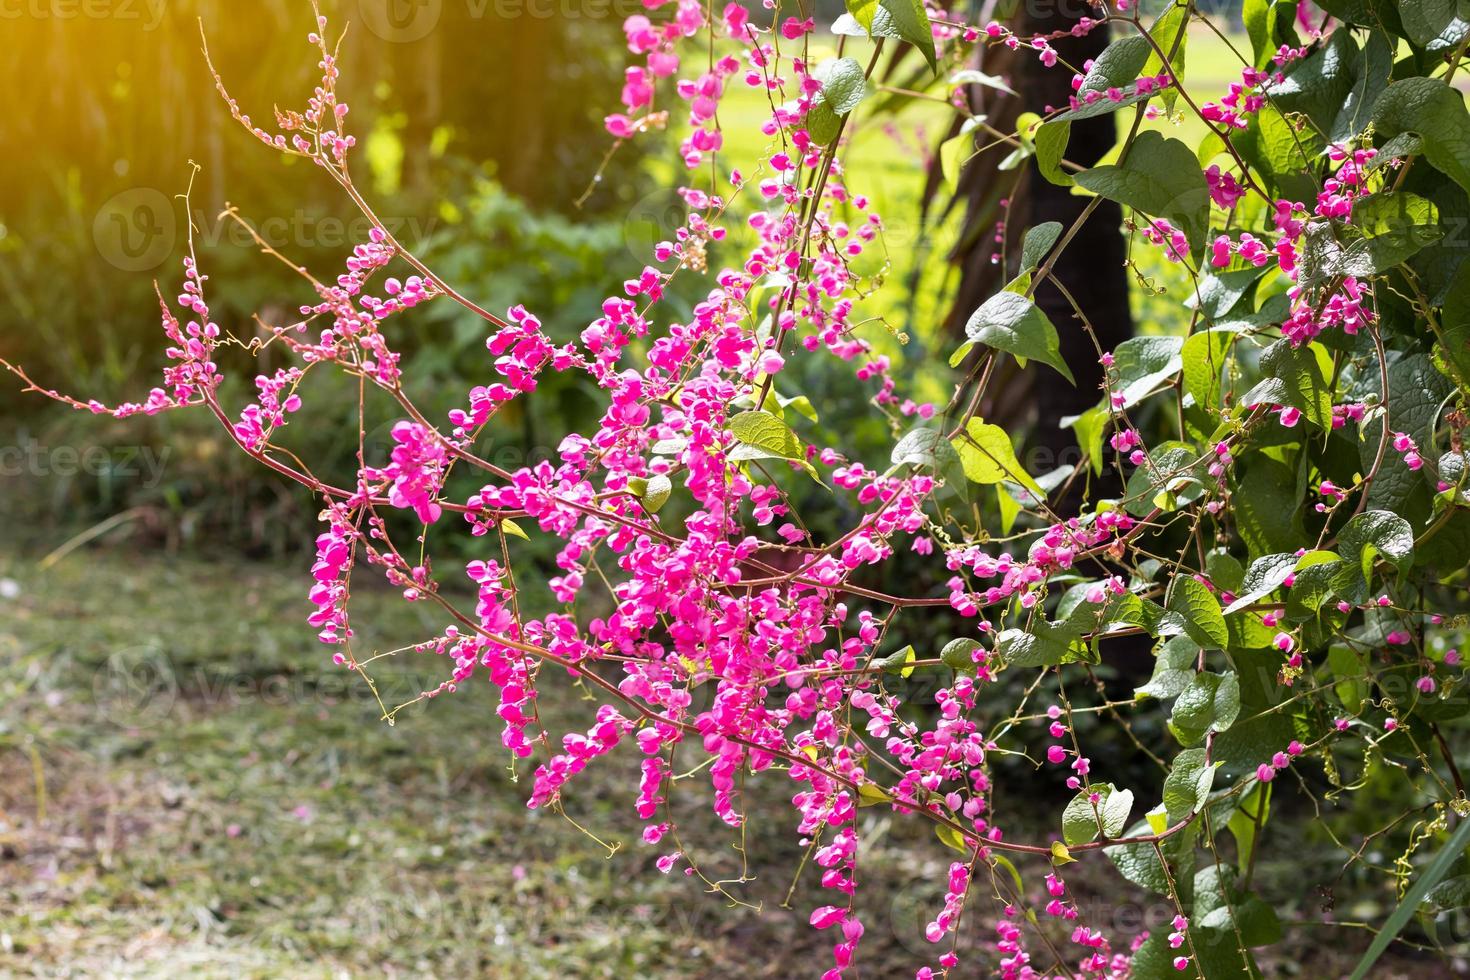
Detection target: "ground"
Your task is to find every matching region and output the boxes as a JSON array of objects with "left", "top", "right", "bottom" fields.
[
  {"left": 0, "top": 547, "right": 969, "bottom": 977},
  {"left": 2, "top": 546, "right": 1460, "bottom": 978}
]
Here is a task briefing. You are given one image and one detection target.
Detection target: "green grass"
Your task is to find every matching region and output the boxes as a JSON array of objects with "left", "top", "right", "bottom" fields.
[
  {"left": 0, "top": 547, "right": 1429, "bottom": 978},
  {"left": 0, "top": 547, "right": 984, "bottom": 977}
]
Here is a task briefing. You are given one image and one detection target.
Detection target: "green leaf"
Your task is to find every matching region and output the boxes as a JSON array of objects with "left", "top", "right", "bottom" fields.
[
  {"left": 935, "top": 823, "right": 971, "bottom": 854},
  {"left": 856, "top": 781, "right": 892, "bottom": 806},
  {"left": 806, "top": 58, "right": 868, "bottom": 144},
  {"left": 1163, "top": 748, "right": 1219, "bottom": 823},
  {"left": 877, "top": 644, "right": 918, "bottom": 678},
  {"left": 1109, "top": 819, "right": 1198, "bottom": 896},
  {"left": 1244, "top": 0, "right": 1298, "bottom": 69},
  {"left": 1357, "top": 353, "right": 1454, "bottom": 512},
  {"left": 1063, "top": 783, "right": 1134, "bottom": 845},
  {"left": 997, "top": 623, "right": 1086, "bottom": 669},
  {"left": 1020, "top": 222, "right": 1064, "bottom": 272},
  {"left": 1298, "top": 218, "right": 1377, "bottom": 288},
  {"left": 1242, "top": 338, "right": 1334, "bottom": 429},
  {"left": 964, "top": 291, "right": 1076, "bottom": 384},
  {"left": 1109, "top": 335, "right": 1186, "bottom": 409},
  {"left": 1329, "top": 644, "right": 1370, "bottom": 711},
  {"left": 815, "top": 58, "right": 867, "bottom": 115},
  {"left": 1373, "top": 77, "right": 1470, "bottom": 195},
  {"left": 952, "top": 419, "right": 1046, "bottom": 498},
  {"left": 728, "top": 410, "right": 822, "bottom": 483},
  {"left": 940, "top": 638, "right": 984, "bottom": 672},
  {"left": 1269, "top": 28, "right": 1358, "bottom": 135},
  {"left": 1124, "top": 443, "right": 1210, "bottom": 517},
  {"left": 992, "top": 854, "right": 1025, "bottom": 896},
  {"left": 1424, "top": 874, "right": 1470, "bottom": 912},
  {"left": 832, "top": 5, "right": 899, "bottom": 37},
  {"left": 1143, "top": 1, "right": 1189, "bottom": 110},
  {"left": 1284, "top": 558, "right": 1350, "bottom": 621},
  {"left": 1136, "top": 636, "right": 1200, "bottom": 701},
  {"left": 1064, "top": 404, "right": 1109, "bottom": 476},
  {"left": 1214, "top": 712, "right": 1296, "bottom": 781},
  {"left": 1170, "top": 671, "right": 1242, "bottom": 746},
  {"left": 1058, "top": 35, "right": 1154, "bottom": 121},
  {"left": 1439, "top": 271, "right": 1470, "bottom": 390},
  {"left": 1195, "top": 866, "right": 1284, "bottom": 947},
  {"left": 774, "top": 391, "right": 819, "bottom": 423},
  {"left": 1339, "top": 510, "right": 1415, "bottom": 579},
  {"left": 1239, "top": 103, "right": 1322, "bottom": 204},
  {"left": 729, "top": 410, "right": 804, "bottom": 461},
  {"left": 804, "top": 103, "right": 842, "bottom": 146},
  {"left": 1233, "top": 456, "right": 1304, "bottom": 558},
  {"left": 842, "top": 0, "right": 880, "bottom": 35},
  {"left": 1033, "top": 121, "right": 1073, "bottom": 187},
  {"left": 1167, "top": 576, "right": 1229, "bottom": 650},
  {"left": 1398, "top": 0, "right": 1470, "bottom": 51},
  {"left": 877, "top": 0, "right": 937, "bottom": 73},
  {"left": 1075, "top": 131, "right": 1211, "bottom": 261},
  {"left": 1205, "top": 551, "right": 1246, "bottom": 594},
  {"left": 939, "top": 130, "right": 974, "bottom": 193},
  {"left": 892, "top": 426, "right": 961, "bottom": 473},
  {"left": 1316, "top": 0, "right": 1401, "bottom": 31},
  {"left": 1349, "top": 814, "right": 1470, "bottom": 979},
  {"left": 1350, "top": 191, "right": 1445, "bottom": 271},
  {"left": 1188, "top": 269, "right": 1264, "bottom": 322},
  {"left": 1181, "top": 328, "right": 1236, "bottom": 418},
  {"left": 499, "top": 518, "right": 529, "bottom": 541},
  {"left": 1332, "top": 28, "right": 1392, "bottom": 143},
  {"left": 639, "top": 474, "right": 673, "bottom": 514},
  {"left": 996, "top": 483, "right": 1022, "bottom": 535},
  {"left": 950, "top": 68, "right": 1015, "bottom": 95},
  {"left": 1224, "top": 552, "right": 1302, "bottom": 613}
]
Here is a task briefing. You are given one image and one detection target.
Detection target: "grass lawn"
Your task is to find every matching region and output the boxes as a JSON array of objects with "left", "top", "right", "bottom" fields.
[
  {"left": 0, "top": 547, "right": 984, "bottom": 977},
  {"left": 0, "top": 546, "right": 1439, "bottom": 978}
]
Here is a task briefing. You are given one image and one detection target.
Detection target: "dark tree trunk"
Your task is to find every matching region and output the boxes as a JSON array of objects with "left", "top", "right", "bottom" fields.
[
  {"left": 1021, "top": 4, "right": 1133, "bottom": 474},
  {"left": 937, "top": 4, "right": 1150, "bottom": 680},
  {"left": 938, "top": 3, "right": 1133, "bottom": 476}
]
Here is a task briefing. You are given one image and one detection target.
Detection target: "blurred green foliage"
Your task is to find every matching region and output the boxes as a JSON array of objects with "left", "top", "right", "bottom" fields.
[{"left": 0, "top": 0, "right": 665, "bottom": 547}]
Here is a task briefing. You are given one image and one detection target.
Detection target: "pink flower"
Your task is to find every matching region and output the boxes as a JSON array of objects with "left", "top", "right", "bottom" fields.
[{"left": 810, "top": 905, "right": 847, "bottom": 930}]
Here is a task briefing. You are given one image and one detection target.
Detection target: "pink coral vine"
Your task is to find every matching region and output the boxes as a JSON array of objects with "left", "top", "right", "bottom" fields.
[{"left": 5, "top": 1, "right": 1470, "bottom": 977}]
